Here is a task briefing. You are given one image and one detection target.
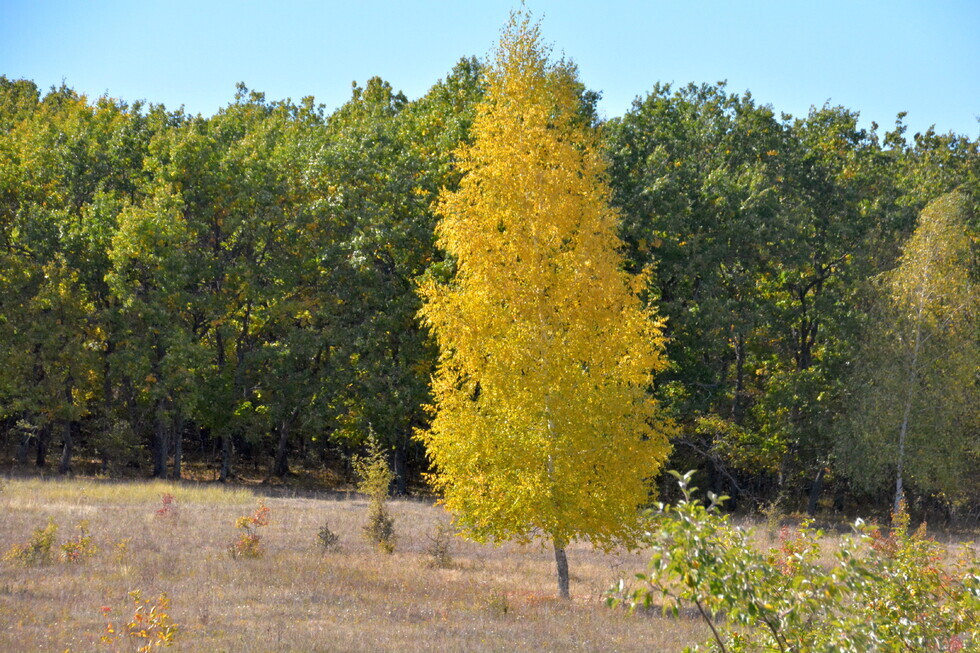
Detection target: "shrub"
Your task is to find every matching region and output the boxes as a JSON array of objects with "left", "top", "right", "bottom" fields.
[
  {"left": 425, "top": 521, "right": 455, "bottom": 568},
  {"left": 101, "top": 590, "right": 178, "bottom": 652},
  {"left": 485, "top": 589, "right": 510, "bottom": 616},
  {"left": 4, "top": 519, "right": 58, "bottom": 566},
  {"left": 154, "top": 493, "right": 179, "bottom": 520},
  {"left": 353, "top": 435, "right": 396, "bottom": 554},
  {"left": 759, "top": 498, "right": 783, "bottom": 543},
  {"left": 113, "top": 537, "right": 132, "bottom": 568},
  {"left": 230, "top": 502, "right": 270, "bottom": 559},
  {"left": 60, "top": 519, "right": 97, "bottom": 563},
  {"left": 609, "top": 470, "right": 980, "bottom": 653},
  {"left": 316, "top": 521, "right": 340, "bottom": 551}
]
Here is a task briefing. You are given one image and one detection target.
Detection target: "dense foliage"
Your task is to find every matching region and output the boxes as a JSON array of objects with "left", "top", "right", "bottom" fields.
[
  {"left": 0, "top": 28, "right": 976, "bottom": 519},
  {"left": 610, "top": 471, "right": 980, "bottom": 652},
  {"left": 417, "top": 14, "right": 673, "bottom": 598}
]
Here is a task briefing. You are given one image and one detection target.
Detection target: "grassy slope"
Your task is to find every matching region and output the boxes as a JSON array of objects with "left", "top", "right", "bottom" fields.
[{"left": 0, "top": 479, "right": 709, "bottom": 652}]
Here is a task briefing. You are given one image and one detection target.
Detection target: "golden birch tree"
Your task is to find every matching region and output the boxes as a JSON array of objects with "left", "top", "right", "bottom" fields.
[{"left": 417, "top": 13, "right": 673, "bottom": 599}]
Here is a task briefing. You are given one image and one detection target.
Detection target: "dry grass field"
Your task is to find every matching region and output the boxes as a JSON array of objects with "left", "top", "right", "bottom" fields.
[{"left": 0, "top": 478, "right": 711, "bottom": 652}]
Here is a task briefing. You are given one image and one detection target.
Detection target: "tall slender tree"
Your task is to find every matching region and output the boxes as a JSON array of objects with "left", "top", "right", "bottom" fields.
[
  {"left": 418, "top": 13, "right": 673, "bottom": 599},
  {"left": 839, "top": 191, "right": 978, "bottom": 511}
]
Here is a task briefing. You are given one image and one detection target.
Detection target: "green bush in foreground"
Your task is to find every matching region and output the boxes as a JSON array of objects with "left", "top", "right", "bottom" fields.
[{"left": 609, "top": 471, "right": 980, "bottom": 652}]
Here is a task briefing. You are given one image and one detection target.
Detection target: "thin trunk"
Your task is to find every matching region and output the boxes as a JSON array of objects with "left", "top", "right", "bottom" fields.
[
  {"left": 894, "top": 356, "right": 919, "bottom": 514},
  {"left": 216, "top": 327, "right": 232, "bottom": 482},
  {"left": 554, "top": 539, "right": 570, "bottom": 600},
  {"left": 152, "top": 401, "right": 169, "bottom": 479},
  {"left": 392, "top": 442, "right": 408, "bottom": 496},
  {"left": 894, "top": 393, "right": 913, "bottom": 515},
  {"left": 16, "top": 426, "right": 31, "bottom": 465},
  {"left": 272, "top": 418, "right": 291, "bottom": 478},
  {"left": 895, "top": 298, "right": 925, "bottom": 515},
  {"left": 58, "top": 377, "right": 75, "bottom": 475},
  {"left": 102, "top": 335, "right": 115, "bottom": 471},
  {"left": 58, "top": 421, "right": 75, "bottom": 475},
  {"left": 806, "top": 466, "right": 826, "bottom": 516},
  {"left": 731, "top": 332, "right": 745, "bottom": 423},
  {"left": 172, "top": 414, "right": 183, "bottom": 480},
  {"left": 30, "top": 345, "right": 46, "bottom": 467},
  {"left": 35, "top": 424, "right": 49, "bottom": 467},
  {"left": 220, "top": 434, "right": 232, "bottom": 482}
]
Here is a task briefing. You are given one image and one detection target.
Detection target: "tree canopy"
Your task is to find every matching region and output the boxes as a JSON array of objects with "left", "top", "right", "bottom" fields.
[{"left": 0, "top": 22, "right": 977, "bottom": 524}]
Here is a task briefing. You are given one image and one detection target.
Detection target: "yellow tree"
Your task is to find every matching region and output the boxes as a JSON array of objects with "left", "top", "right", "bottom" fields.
[{"left": 418, "top": 13, "right": 673, "bottom": 599}]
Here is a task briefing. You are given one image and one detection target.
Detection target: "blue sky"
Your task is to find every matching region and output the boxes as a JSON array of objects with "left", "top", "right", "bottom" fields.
[{"left": 3, "top": 1, "right": 978, "bottom": 138}]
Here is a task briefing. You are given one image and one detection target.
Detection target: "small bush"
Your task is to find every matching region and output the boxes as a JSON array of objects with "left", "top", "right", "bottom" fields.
[
  {"left": 353, "top": 435, "right": 396, "bottom": 554},
  {"left": 230, "top": 502, "right": 270, "bottom": 559},
  {"left": 101, "top": 589, "right": 178, "bottom": 652},
  {"left": 154, "top": 493, "right": 179, "bottom": 520},
  {"left": 113, "top": 537, "right": 132, "bottom": 569},
  {"left": 4, "top": 519, "right": 58, "bottom": 566},
  {"left": 759, "top": 498, "right": 783, "bottom": 542},
  {"left": 316, "top": 521, "right": 340, "bottom": 551},
  {"left": 425, "top": 521, "right": 455, "bottom": 568},
  {"left": 363, "top": 507, "right": 395, "bottom": 555},
  {"left": 485, "top": 589, "right": 510, "bottom": 616},
  {"left": 60, "top": 519, "right": 97, "bottom": 563}
]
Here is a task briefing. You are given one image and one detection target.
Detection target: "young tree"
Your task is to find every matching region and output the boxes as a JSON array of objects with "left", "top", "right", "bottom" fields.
[
  {"left": 418, "top": 13, "right": 674, "bottom": 599},
  {"left": 840, "top": 191, "right": 978, "bottom": 512}
]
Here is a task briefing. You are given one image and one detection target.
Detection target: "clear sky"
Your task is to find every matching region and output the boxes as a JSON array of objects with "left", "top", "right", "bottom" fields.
[{"left": 3, "top": 0, "right": 978, "bottom": 138}]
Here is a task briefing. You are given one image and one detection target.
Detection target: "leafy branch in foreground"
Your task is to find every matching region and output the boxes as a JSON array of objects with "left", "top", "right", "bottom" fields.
[{"left": 609, "top": 470, "right": 980, "bottom": 653}]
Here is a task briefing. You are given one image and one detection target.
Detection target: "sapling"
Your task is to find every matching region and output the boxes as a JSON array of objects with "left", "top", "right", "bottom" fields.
[{"left": 353, "top": 434, "right": 396, "bottom": 554}]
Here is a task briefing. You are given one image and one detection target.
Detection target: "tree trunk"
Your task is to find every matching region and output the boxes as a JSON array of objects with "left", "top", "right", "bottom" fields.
[
  {"left": 100, "top": 342, "right": 114, "bottom": 475},
  {"left": 730, "top": 332, "right": 745, "bottom": 423},
  {"left": 220, "top": 434, "right": 232, "bottom": 482},
  {"left": 58, "top": 421, "right": 77, "bottom": 475},
  {"left": 272, "top": 419, "right": 290, "bottom": 478},
  {"left": 894, "top": 306, "right": 923, "bottom": 515},
  {"left": 806, "top": 466, "right": 826, "bottom": 516},
  {"left": 894, "top": 450, "right": 905, "bottom": 516},
  {"left": 16, "top": 429, "right": 31, "bottom": 465},
  {"left": 553, "top": 539, "right": 570, "bottom": 600},
  {"left": 152, "top": 403, "right": 169, "bottom": 479},
  {"left": 172, "top": 414, "right": 183, "bottom": 480},
  {"left": 59, "top": 376, "right": 76, "bottom": 475},
  {"left": 35, "top": 424, "right": 50, "bottom": 467},
  {"left": 392, "top": 442, "right": 408, "bottom": 496}
]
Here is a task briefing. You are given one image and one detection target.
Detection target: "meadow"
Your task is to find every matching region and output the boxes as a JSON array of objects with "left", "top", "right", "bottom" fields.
[{"left": 0, "top": 478, "right": 711, "bottom": 652}]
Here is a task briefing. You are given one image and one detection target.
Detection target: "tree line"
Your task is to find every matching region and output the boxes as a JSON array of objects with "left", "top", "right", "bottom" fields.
[{"left": 0, "top": 63, "right": 976, "bottom": 515}]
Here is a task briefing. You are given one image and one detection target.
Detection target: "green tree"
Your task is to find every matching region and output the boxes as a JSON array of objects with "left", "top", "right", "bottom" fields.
[
  {"left": 606, "top": 86, "right": 910, "bottom": 512},
  {"left": 606, "top": 83, "right": 796, "bottom": 500},
  {"left": 309, "top": 77, "right": 432, "bottom": 490},
  {"left": 418, "top": 14, "right": 673, "bottom": 599},
  {"left": 123, "top": 87, "right": 325, "bottom": 480},
  {"left": 839, "top": 192, "right": 978, "bottom": 512},
  {"left": 0, "top": 84, "right": 161, "bottom": 472},
  {"left": 754, "top": 105, "right": 886, "bottom": 512},
  {"left": 298, "top": 65, "right": 484, "bottom": 489},
  {"left": 107, "top": 184, "right": 204, "bottom": 477}
]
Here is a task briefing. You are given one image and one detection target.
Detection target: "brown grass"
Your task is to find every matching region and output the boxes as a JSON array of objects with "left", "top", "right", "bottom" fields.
[{"left": 0, "top": 478, "right": 710, "bottom": 652}]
